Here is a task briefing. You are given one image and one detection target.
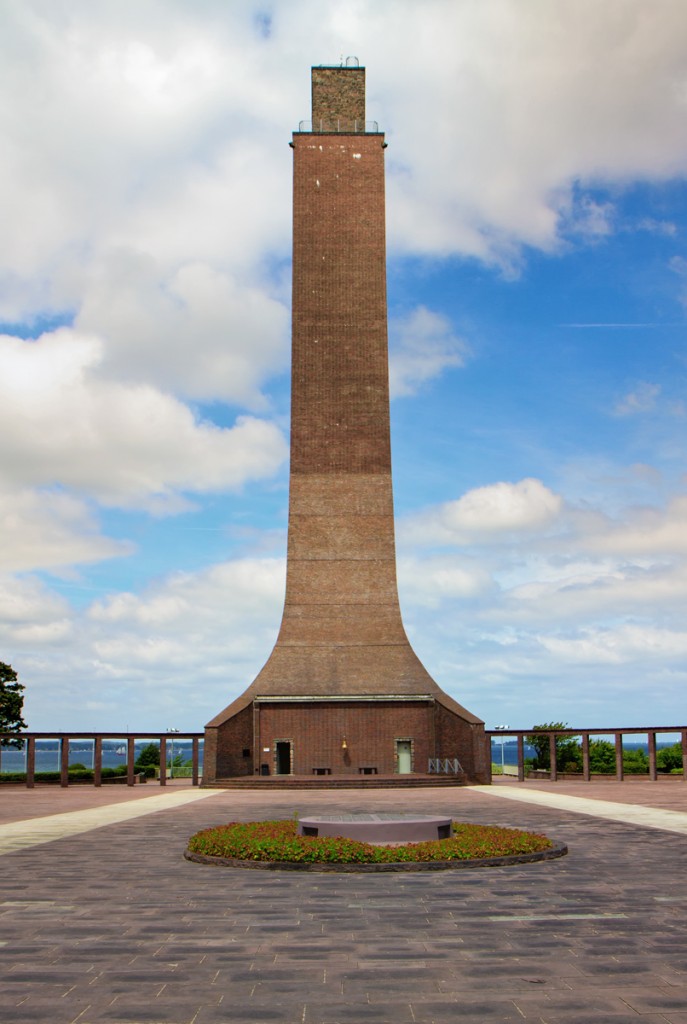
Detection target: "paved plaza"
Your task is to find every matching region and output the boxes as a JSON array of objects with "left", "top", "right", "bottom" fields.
[{"left": 1, "top": 778, "right": 687, "bottom": 1024}]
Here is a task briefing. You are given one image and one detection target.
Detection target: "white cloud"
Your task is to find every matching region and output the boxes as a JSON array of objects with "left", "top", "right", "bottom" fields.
[
  {"left": 8, "top": 557, "right": 287, "bottom": 730},
  {"left": 0, "top": 575, "right": 73, "bottom": 643},
  {"left": 389, "top": 306, "right": 469, "bottom": 397},
  {"left": 398, "top": 555, "right": 495, "bottom": 609},
  {"left": 561, "top": 195, "right": 615, "bottom": 239},
  {"left": 538, "top": 625, "right": 687, "bottom": 664},
  {"left": 0, "top": 328, "right": 288, "bottom": 511},
  {"left": 377, "top": 0, "right": 687, "bottom": 265},
  {"left": 580, "top": 495, "right": 687, "bottom": 557},
  {"left": 614, "top": 381, "right": 661, "bottom": 416},
  {"left": 2, "top": 0, "right": 687, "bottom": 324},
  {"left": 396, "top": 473, "right": 687, "bottom": 639},
  {"left": 402, "top": 479, "right": 564, "bottom": 545},
  {"left": 498, "top": 560, "right": 687, "bottom": 625},
  {"left": 0, "top": 3, "right": 686, "bottom": 733},
  {"left": 76, "top": 256, "right": 289, "bottom": 407},
  {"left": 0, "top": 487, "right": 132, "bottom": 573}
]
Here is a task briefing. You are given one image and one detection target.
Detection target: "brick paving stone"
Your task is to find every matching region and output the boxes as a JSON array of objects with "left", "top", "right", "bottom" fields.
[
  {"left": 195, "top": 1005, "right": 305, "bottom": 1023},
  {"left": 305, "top": 1005, "right": 415, "bottom": 1023},
  {"left": 544, "top": 1016, "right": 670, "bottom": 1024},
  {"left": 1, "top": 784, "right": 687, "bottom": 1023}
]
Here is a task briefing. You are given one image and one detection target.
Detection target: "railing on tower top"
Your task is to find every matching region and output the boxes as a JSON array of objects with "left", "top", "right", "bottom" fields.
[
  {"left": 486, "top": 727, "right": 687, "bottom": 783},
  {"left": 297, "top": 120, "right": 380, "bottom": 133},
  {"left": 0, "top": 732, "right": 204, "bottom": 789}
]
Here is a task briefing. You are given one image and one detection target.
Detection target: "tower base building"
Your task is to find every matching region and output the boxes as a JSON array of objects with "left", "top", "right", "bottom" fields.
[{"left": 204, "top": 63, "right": 489, "bottom": 785}]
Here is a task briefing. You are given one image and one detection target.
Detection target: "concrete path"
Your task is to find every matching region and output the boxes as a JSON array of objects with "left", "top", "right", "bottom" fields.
[
  {"left": 0, "top": 788, "right": 218, "bottom": 855},
  {"left": 1, "top": 779, "right": 687, "bottom": 1024},
  {"left": 471, "top": 781, "right": 687, "bottom": 835}
]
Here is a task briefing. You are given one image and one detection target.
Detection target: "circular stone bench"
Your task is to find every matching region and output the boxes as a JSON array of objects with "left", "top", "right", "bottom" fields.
[{"left": 297, "top": 812, "right": 452, "bottom": 844}]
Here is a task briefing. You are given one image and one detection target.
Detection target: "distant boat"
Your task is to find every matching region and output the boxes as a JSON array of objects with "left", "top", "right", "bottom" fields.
[{"left": 115, "top": 746, "right": 126, "bottom": 756}]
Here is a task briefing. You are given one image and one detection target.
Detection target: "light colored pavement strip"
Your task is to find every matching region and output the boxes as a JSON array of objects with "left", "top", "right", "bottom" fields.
[
  {"left": 0, "top": 789, "right": 220, "bottom": 855},
  {"left": 468, "top": 784, "right": 687, "bottom": 835}
]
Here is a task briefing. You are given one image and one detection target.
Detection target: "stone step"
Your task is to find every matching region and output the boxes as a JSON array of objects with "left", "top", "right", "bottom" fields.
[{"left": 202, "top": 773, "right": 467, "bottom": 790}]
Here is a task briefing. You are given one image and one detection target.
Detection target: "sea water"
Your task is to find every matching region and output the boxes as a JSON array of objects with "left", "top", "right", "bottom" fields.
[
  {"left": 0, "top": 741, "right": 203, "bottom": 773},
  {"left": 491, "top": 737, "right": 681, "bottom": 767}
]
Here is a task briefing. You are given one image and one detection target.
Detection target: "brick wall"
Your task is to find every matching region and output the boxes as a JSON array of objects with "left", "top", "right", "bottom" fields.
[
  {"left": 290, "top": 133, "right": 389, "bottom": 475},
  {"left": 311, "top": 66, "right": 365, "bottom": 131},
  {"left": 257, "top": 700, "right": 433, "bottom": 775},
  {"left": 434, "top": 703, "right": 491, "bottom": 783},
  {"left": 212, "top": 705, "right": 254, "bottom": 778}
]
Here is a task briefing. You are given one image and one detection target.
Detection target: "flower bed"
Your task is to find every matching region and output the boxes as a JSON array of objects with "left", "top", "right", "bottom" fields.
[{"left": 186, "top": 819, "right": 564, "bottom": 871}]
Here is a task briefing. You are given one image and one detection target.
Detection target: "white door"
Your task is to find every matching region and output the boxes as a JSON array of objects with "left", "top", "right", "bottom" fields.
[{"left": 396, "top": 740, "right": 412, "bottom": 774}]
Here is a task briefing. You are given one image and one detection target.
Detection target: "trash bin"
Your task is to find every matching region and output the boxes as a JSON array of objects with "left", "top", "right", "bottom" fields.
[{"left": 260, "top": 763, "right": 270, "bottom": 776}]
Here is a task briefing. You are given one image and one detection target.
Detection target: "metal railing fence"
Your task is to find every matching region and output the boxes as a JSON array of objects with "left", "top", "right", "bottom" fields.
[
  {"left": 487, "top": 727, "right": 687, "bottom": 783},
  {"left": 0, "top": 732, "right": 203, "bottom": 788},
  {"left": 297, "top": 119, "right": 380, "bottom": 133}
]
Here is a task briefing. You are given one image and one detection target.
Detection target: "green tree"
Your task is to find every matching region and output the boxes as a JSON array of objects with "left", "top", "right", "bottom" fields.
[
  {"left": 526, "top": 723, "right": 582, "bottom": 772},
  {"left": 588, "top": 739, "right": 615, "bottom": 774},
  {"left": 135, "top": 742, "right": 160, "bottom": 767},
  {"left": 657, "top": 741, "right": 684, "bottom": 773},
  {"left": 0, "top": 662, "right": 26, "bottom": 748}
]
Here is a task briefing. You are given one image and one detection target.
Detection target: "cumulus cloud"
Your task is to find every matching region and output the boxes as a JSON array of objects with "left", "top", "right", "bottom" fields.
[
  {"left": 377, "top": 0, "right": 687, "bottom": 265},
  {"left": 0, "top": 575, "right": 74, "bottom": 647},
  {"left": 538, "top": 625, "right": 687, "bottom": 664},
  {"left": 398, "top": 554, "right": 495, "bottom": 609},
  {"left": 389, "top": 306, "right": 469, "bottom": 397},
  {"left": 76, "top": 256, "right": 289, "bottom": 407},
  {"left": 0, "top": 328, "right": 288, "bottom": 511},
  {"left": 1, "top": 2, "right": 686, "bottom": 731},
  {"left": 402, "top": 479, "right": 564, "bottom": 545},
  {"left": 11, "top": 557, "right": 287, "bottom": 729},
  {"left": 2, "top": 0, "right": 687, "bottom": 323},
  {"left": 581, "top": 495, "right": 687, "bottom": 556},
  {"left": 497, "top": 560, "right": 687, "bottom": 625},
  {"left": 395, "top": 473, "right": 687, "bottom": 655},
  {"left": 0, "top": 487, "right": 132, "bottom": 573}
]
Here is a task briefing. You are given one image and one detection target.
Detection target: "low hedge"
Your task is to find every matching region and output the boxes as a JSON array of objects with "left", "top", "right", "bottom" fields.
[
  {"left": 0, "top": 765, "right": 150, "bottom": 783},
  {"left": 187, "top": 819, "right": 554, "bottom": 865}
]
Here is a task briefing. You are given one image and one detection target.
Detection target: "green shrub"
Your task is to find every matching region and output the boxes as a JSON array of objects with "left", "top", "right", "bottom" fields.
[
  {"left": 622, "top": 748, "right": 649, "bottom": 774},
  {"left": 0, "top": 769, "right": 94, "bottom": 783}
]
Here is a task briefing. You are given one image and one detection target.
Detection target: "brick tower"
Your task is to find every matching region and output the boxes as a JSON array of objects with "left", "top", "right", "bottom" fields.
[{"left": 204, "top": 64, "right": 488, "bottom": 784}]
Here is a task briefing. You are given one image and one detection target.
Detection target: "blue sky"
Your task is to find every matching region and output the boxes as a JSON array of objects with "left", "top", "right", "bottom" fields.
[{"left": 1, "top": 0, "right": 687, "bottom": 732}]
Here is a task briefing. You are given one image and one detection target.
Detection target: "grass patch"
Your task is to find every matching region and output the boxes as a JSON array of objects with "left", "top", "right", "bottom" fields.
[{"left": 187, "top": 819, "right": 553, "bottom": 864}]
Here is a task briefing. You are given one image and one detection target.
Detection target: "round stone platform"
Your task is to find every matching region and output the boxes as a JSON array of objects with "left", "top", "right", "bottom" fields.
[{"left": 297, "top": 812, "right": 452, "bottom": 844}]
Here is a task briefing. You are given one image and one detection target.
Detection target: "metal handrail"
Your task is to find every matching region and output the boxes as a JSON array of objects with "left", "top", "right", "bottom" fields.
[
  {"left": 0, "top": 731, "right": 204, "bottom": 789},
  {"left": 428, "top": 757, "right": 463, "bottom": 775},
  {"left": 486, "top": 726, "right": 687, "bottom": 783},
  {"left": 297, "top": 119, "right": 380, "bottom": 133}
]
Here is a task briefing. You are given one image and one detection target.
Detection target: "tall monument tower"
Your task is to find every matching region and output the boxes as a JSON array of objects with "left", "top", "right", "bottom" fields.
[{"left": 204, "top": 63, "right": 488, "bottom": 783}]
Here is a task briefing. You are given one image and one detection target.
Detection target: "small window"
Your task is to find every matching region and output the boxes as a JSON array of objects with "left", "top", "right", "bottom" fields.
[{"left": 242, "top": 748, "right": 251, "bottom": 758}]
